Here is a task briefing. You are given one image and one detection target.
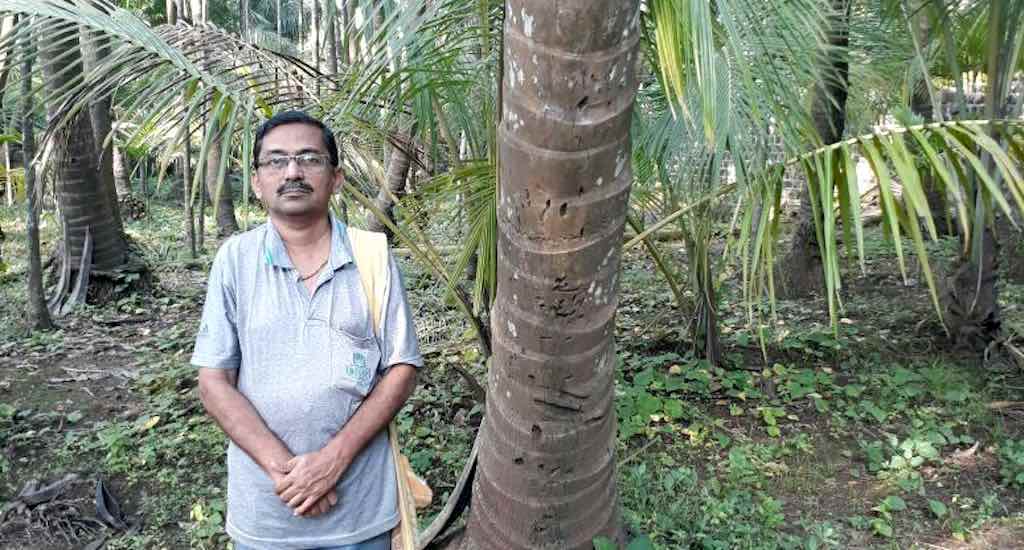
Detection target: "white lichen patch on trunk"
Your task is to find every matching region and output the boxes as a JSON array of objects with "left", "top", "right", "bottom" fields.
[{"left": 521, "top": 8, "right": 534, "bottom": 37}]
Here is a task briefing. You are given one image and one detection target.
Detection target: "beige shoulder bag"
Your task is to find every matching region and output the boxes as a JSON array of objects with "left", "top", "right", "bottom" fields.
[{"left": 346, "top": 226, "right": 431, "bottom": 550}]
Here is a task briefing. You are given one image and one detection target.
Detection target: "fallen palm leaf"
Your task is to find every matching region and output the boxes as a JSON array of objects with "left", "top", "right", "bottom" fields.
[{"left": 94, "top": 479, "right": 127, "bottom": 530}]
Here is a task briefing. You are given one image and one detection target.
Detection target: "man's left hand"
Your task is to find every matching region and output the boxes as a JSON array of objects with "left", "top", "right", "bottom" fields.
[{"left": 273, "top": 450, "right": 350, "bottom": 515}]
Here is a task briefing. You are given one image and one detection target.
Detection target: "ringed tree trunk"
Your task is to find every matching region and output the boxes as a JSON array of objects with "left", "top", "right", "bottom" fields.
[
  {"left": 367, "top": 123, "right": 417, "bottom": 240},
  {"left": 779, "top": 0, "right": 850, "bottom": 299},
  {"left": 81, "top": 25, "right": 124, "bottom": 236},
  {"left": 462, "top": 1, "right": 641, "bottom": 549},
  {"left": 202, "top": 16, "right": 239, "bottom": 237},
  {"left": 205, "top": 124, "right": 239, "bottom": 236},
  {"left": 112, "top": 146, "right": 130, "bottom": 195},
  {"left": 41, "top": 21, "right": 128, "bottom": 272}
]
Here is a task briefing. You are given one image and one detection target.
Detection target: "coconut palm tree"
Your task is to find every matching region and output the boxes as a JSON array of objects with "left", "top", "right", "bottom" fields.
[
  {"left": 459, "top": 1, "right": 641, "bottom": 547},
  {"left": 39, "top": 15, "right": 128, "bottom": 275},
  {"left": 779, "top": 0, "right": 851, "bottom": 298}
]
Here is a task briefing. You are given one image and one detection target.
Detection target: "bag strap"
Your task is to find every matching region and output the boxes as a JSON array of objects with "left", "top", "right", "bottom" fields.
[
  {"left": 345, "top": 225, "right": 417, "bottom": 550},
  {"left": 346, "top": 226, "right": 390, "bottom": 338}
]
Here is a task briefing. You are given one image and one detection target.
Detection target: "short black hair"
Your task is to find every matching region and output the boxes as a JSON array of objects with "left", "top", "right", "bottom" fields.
[{"left": 253, "top": 110, "right": 339, "bottom": 168}]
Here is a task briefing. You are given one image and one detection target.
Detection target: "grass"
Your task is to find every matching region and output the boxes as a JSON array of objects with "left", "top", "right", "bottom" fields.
[{"left": 1, "top": 200, "right": 1023, "bottom": 549}]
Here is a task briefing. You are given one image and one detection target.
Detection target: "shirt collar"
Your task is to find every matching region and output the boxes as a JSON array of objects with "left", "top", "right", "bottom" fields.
[{"left": 262, "top": 213, "right": 353, "bottom": 272}]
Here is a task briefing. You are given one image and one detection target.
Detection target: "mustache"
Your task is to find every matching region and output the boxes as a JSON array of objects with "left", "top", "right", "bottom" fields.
[{"left": 276, "top": 181, "right": 313, "bottom": 195}]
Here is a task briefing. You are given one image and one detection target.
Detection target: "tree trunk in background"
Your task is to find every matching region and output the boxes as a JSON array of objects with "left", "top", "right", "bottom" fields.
[
  {"left": 81, "top": 25, "right": 125, "bottom": 236},
  {"left": 913, "top": 84, "right": 953, "bottom": 236},
  {"left": 206, "top": 124, "right": 239, "bottom": 236},
  {"left": 326, "top": 0, "right": 339, "bottom": 75},
  {"left": 239, "top": 0, "right": 250, "bottom": 40},
  {"left": 345, "top": 0, "right": 357, "bottom": 63},
  {"left": 462, "top": 2, "right": 640, "bottom": 548},
  {"left": 779, "top": 0, "right": 850, "bottom": 299},
  {"left": 140, "top": 155, "right": 149, "bottom": 198},
  {"left": 0, "top": 16, "right": 15, "bottom": 207},
  {"left": 313, "top": 0, "right": 322, "bottom": 95},
  {"left": 21, "top": 26, "right": 52, "bottom": 331},
  {"left": 183, "top": 145, "right": 196, "bottom": 258},
  {"left": 169, "top": 0, "right": 196, "bottom": 258},
  {"left": 40, "top": 21, "right": 128, "bottom": 272},
  {"left": 367, "top": 123, "right": 416, "bottom": 240},
  {"left": 371, "top": 0, "right": 383, "bottom": 53},
  {"left": 201, "top": 0, "right": 238, "bottom": 238},
  {"left": 198, "top": 164, "right": 206, "bottom": 251},
  {"left": 113, "top": 146, "right": 130, "bottom": 195},
  {"left": 165, "top": 0, "right": 177, "bottom": 25},
  {"left": 3, "top": 144, "right": 11, "bottom": 206},
  {"left": 298, "top": 0, "right": 304, "bottom": 55},
  {"left": 340, "top": 0, "right": 352, "bottom": 64},
  {"left": 909, "top": 7, "right": 953, "bottom": 236},
  {"left": 276, "top": 0, "right": 281, "bottom": 35}
]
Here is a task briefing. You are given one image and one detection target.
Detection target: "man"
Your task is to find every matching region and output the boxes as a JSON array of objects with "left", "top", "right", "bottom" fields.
[{"left": 192, "top": 111, "right": 422, "bottom": 550}]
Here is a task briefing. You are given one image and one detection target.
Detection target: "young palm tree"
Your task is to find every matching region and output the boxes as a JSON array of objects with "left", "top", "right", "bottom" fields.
[
  {"left": 21, "top": 24, "right": 52, "bottom": 330},
  {"left": 780, "top": 0, "right": 851, "bottom": 298}
]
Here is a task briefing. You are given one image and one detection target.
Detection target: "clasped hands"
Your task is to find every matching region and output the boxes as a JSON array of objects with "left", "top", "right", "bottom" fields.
[{"left": 269, "top": 449, "right": 349, "bottom": 518}]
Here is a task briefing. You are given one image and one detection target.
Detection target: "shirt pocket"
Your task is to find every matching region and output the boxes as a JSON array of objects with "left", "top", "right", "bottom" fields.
[{"left": 327, "top": 324, "right": 382, "bottom": 399}]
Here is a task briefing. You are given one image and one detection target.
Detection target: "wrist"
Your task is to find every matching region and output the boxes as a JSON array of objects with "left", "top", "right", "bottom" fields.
[
  {"left": 324, "top": 436, "right": 353, "bottom": 472},
  {"left": 261, "top": 449, "right": 294, "bottom": 477}
]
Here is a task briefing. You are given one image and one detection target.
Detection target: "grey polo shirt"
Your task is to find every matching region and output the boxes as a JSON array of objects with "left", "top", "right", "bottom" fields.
[{"left": 191, "top": 215, "right": 423, "bottom": 549}]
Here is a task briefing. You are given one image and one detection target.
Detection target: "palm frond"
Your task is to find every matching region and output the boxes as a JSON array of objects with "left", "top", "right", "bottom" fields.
[{"left": 749, "top": 119, "right": 1024, "bottom": 330}]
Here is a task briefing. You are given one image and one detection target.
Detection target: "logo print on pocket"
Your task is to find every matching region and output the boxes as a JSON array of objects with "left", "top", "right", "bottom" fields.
[{"left": 346, "top": 351, "right": 372, "bottom": 385}]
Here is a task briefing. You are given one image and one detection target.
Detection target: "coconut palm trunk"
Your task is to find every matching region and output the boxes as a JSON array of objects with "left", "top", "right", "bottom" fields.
[
  {"left": 202, "top": 16, "right": 238, "bottom": 237},
  {"left": 81, "top": 25, "right": 124, "bottom": 236},
  {"left": 41, "top": 20, "right": 127, "bottom": 272},
  {"left": 907, "top": 6, "right": 954, "bottom": 237},
  {"left": 112, "top": 146, "right": 130, "bottom": 196},
  {"left": 941, "top": 0, "right": 1022, "bottom": 348},
  {"left": 367, "top": 123, "right": 416, "bottom": 240},
  {"left": 780, "top": 0, "right": 850, "bottom": 298},
  {"left": 205, "top": 124, "right": 239, "bottom": 236},
  {"left": 462, "top": 1, "right": 640, "bottom": 548}
]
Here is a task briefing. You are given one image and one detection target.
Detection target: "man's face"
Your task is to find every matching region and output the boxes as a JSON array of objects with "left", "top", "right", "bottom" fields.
[{"left": 252, "top": 123, "right": 342, "bottom": 220}]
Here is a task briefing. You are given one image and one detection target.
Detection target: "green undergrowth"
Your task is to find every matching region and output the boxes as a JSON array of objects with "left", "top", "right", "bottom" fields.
[
  {"left": 3, "top": 203, "right": 1024, "bottom": 549},
  {"left": 612, "top": 232, "right": 1024, "bottom": 549}
]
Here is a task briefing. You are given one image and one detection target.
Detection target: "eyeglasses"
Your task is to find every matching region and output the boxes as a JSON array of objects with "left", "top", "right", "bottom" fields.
[{"left": 257, "top": 152, "right": 331, "bottom": 172}]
